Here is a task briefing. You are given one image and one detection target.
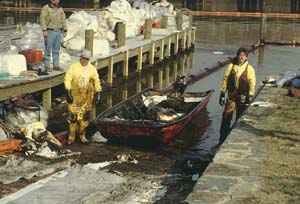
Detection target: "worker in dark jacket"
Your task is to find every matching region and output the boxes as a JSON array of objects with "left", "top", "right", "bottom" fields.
[
  {"left": 40, "top": 0, "right": 67, "bottom": 71},
  {"left": 219, "top": 47, "right": 256, "bottom": 136}
]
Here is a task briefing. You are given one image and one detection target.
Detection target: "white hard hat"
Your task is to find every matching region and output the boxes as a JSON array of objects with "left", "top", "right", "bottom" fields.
[{"left": 81, "top": 49, "right": 92, "bottom": 59}]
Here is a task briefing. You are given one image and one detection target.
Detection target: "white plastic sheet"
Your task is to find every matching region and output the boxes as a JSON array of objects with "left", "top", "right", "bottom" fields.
[{"left": 1, "top": 164, "right": 126, "bottom": 204}]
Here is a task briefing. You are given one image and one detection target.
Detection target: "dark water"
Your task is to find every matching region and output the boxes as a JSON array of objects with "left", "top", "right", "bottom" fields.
[{"left": 2, "top": 2, "right": 300, "bottom": 202}]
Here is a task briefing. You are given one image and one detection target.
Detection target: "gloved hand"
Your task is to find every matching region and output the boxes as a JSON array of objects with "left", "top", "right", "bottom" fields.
[
  {"left": 245, "top": 95, "right": 252, "bottom": 106},
  {"left": 219, "top": 92, "right": 225, "bottom": 106},
  {"left": 95, "top": 92, "right": 101, "bottom": 104},
  {"left": 66, "top": 89, "right": 73, "bottom": 104}
]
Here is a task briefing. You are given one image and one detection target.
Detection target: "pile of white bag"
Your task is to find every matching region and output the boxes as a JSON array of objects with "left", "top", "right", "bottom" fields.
[
  {"left": 8, "top": 0, "right": 187, "bottom": 59},
  {"left": 12, "top": 22, "right": 44, "bottom": 51},
  {"left": 63, "top": 11, "right": 111, "bottom": 55},
  {"left": 63, "top": 0, "right": 181, "bottom": 56}
]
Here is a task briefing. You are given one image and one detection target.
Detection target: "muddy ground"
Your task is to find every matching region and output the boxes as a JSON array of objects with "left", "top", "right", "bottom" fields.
[{"left": 0, "top": 110, "right": 210, "bottom": 203}]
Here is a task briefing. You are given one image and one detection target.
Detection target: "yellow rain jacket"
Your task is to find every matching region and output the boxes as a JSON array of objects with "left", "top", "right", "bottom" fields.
[
  {"left": 64, "top": 62, "right": 101, "bottom": 119},
  {"left": 220, "top": 61, "right": 256, "bottom": 97}
]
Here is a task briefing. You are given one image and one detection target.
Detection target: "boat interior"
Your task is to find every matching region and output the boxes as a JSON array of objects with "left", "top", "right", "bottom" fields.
[{"left": 97, "top": 90, "right": 208, "bottom": 123}]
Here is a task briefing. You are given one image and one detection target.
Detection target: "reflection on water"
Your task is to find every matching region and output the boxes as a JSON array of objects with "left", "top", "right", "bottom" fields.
[
  {"left": 98, "top": 54, "right": 194, "bottom": 111},
  {"left": 194, "top": 17, "right": 300, "bottom": 44}
]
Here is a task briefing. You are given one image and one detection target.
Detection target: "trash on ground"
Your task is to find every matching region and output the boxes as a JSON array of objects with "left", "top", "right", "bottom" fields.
[{"left": 251, "top": 101, "right": 277, "bottom": 107}]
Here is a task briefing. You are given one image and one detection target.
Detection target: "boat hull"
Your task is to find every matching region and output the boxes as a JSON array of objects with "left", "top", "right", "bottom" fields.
[{"left": 93, "top": 88, "right": 213, "bottom": 143}]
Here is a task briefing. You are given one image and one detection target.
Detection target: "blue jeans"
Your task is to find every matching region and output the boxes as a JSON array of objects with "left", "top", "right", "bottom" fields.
[{"left": 44, "top": 30, "right": 62, "bottom": 68}]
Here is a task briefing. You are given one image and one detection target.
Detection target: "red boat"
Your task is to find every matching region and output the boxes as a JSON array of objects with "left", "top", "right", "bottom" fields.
[{"left": 93, "top": 88, "right": 214, "bottom": 143}]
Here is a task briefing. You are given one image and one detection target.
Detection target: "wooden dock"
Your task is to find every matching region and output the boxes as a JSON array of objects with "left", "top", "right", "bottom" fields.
[{"left": 0, "top": 14, "right": 196, "bottom": 111}]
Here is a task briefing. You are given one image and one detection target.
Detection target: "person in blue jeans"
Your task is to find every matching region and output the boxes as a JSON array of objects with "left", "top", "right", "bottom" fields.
[{"left": 40, "top": 0, "right": 67, "bottom": 71}]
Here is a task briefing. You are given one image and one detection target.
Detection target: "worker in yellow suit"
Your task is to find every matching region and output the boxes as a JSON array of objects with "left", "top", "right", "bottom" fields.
[
  {"left": 64, "top": 49, "right": 102, "bottom": 144},
  {"left": 219, "top": 47, "right": 256, "bottom": 137}
]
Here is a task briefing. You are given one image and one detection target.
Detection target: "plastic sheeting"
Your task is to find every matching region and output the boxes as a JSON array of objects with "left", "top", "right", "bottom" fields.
[
  {"left": 0, "top": 155, "right": 71, "bottom": 184},
  {"left": 2, "top": 164, "right": 126, "bottom": 204},
  {"left": 12, "top": 22, "right": 44, "bottom": 51},
  {"left": 275, "top": 69, "right": 300, "bottom": 87}
]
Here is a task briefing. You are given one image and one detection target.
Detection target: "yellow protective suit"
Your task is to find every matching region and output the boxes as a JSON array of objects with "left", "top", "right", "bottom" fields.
[
  {"left": 64, "top": 61, "right": 101, "bottom": 143},
  {"left": 220, "top": 61, "right": 256, "bottom": 136},
  {"left": 220, "top": 61, "right": 256, "bottom": 97}
]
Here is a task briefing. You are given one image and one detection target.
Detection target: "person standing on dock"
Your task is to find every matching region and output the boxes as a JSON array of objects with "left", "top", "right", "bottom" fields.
[
  {"left": 40, "top": 0, "right": 67, "bottom": 72},
  {"left": 219, "top": 47, "right": 256, "bottom": 137},
  {"left": 64, "top": 49, "right": 102, "bottom": 144}
]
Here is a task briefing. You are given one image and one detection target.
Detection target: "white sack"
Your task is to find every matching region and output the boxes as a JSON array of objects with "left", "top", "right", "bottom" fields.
[
  {"left": 64, "top": 19, "right": 82, "bottom": 42},
  {"left": 93, "top": 39, "right": 110, "bottom": 56},
  {"left": 65, "top": 37, "right": 85, "bottom": 51},
  {"left": 0, "top": 54, "right": 27, "bottom": 75}
]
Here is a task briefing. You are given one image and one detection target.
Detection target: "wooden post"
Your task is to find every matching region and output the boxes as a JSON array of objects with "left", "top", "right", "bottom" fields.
[
  {"left": 43, "top": 88, "right": 52, "bottom": 111},
  {"left": 173, "top": 61, "right": 178, "bottom": 80},
  {"left": 17, "top": 22, "right": 24, "bottom": 32},
  {"left": 165, "top": 63, "right": 170, "bottom": 85},
  {"left": 149, "top": 42, "right": 155, "bottom": 65},
  {"left": 123, "top": 51, "right": 129, "bottom": 79},
  {"left": 179, "top": 56, "right": 185, "bottom": 75},
  {"left": 187, "top": 29, "right": 192, "bottom": 49},
  {"left": 147, "top": 74, "right": 153, "bottom": 88},
  {"left": 158, "top": 69, "right": 163, "bottom": 89},
  {"left": 176, "top": 12, "right": 183, "bottom": 31},
  {"left": 159, "top": 39, "right": 164, "bottom": 60},
  {"left": 136, "top": 74, "right": 142, "bottom": 93},
  {"left": 117, "top": 22, "right": 126, "bottom": 48},
  {"left": 191, "top": 28, "right": 196, "bottom": 46},
  {"left": 108, "top": 56, "right": 114, "bottom": 86},
  {"left": 121, "top": 85, "right": 128, "bottom": 100},
  {"left": 189, "top": 51, "right": 194, "bottom": 69},
  {"left": 90, "top": 104, "right": 96, "bottom": 120},
  {"left": 181, "top": 30, "right": 187, "bottom": 50},
  {"left": 174, "top": 33, "right": 179, "bottom": 54},
  {"left": 144, "top": 19, "right": 152, "bottom": 40},
  {"left": 107, "top": 94, "right": 112, "bottom": 108},
  {"left": 258, "top": 46, "right": 264, "bottom": 65},
  {"left": 161, "top": 16, "right": 168, "bottom": 29},
  {"left": 260, "top": 13, "right": 267, "bottom": 40},
  {"left": 186, "top": 53, "right": 191, "bottom": 73},
  {"left": 137, "top": 47, "right": 143, "bottom": 72},
  {"left": 93, "top": 0, "right": 100, "bottom": 8},
  {"left": 188, "top": 10, "right": 193, "bottom": 29},
  {"left": 85, "top": 30, "right": 94, "bottom": 55},
  {"left": 166, "top": 36, "right": 171, "bottom": 57}
]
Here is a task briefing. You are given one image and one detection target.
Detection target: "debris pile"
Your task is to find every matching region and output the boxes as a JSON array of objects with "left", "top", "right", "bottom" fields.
[{"left": 0, "top": 95, "right": 65, "bottom": 159}]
